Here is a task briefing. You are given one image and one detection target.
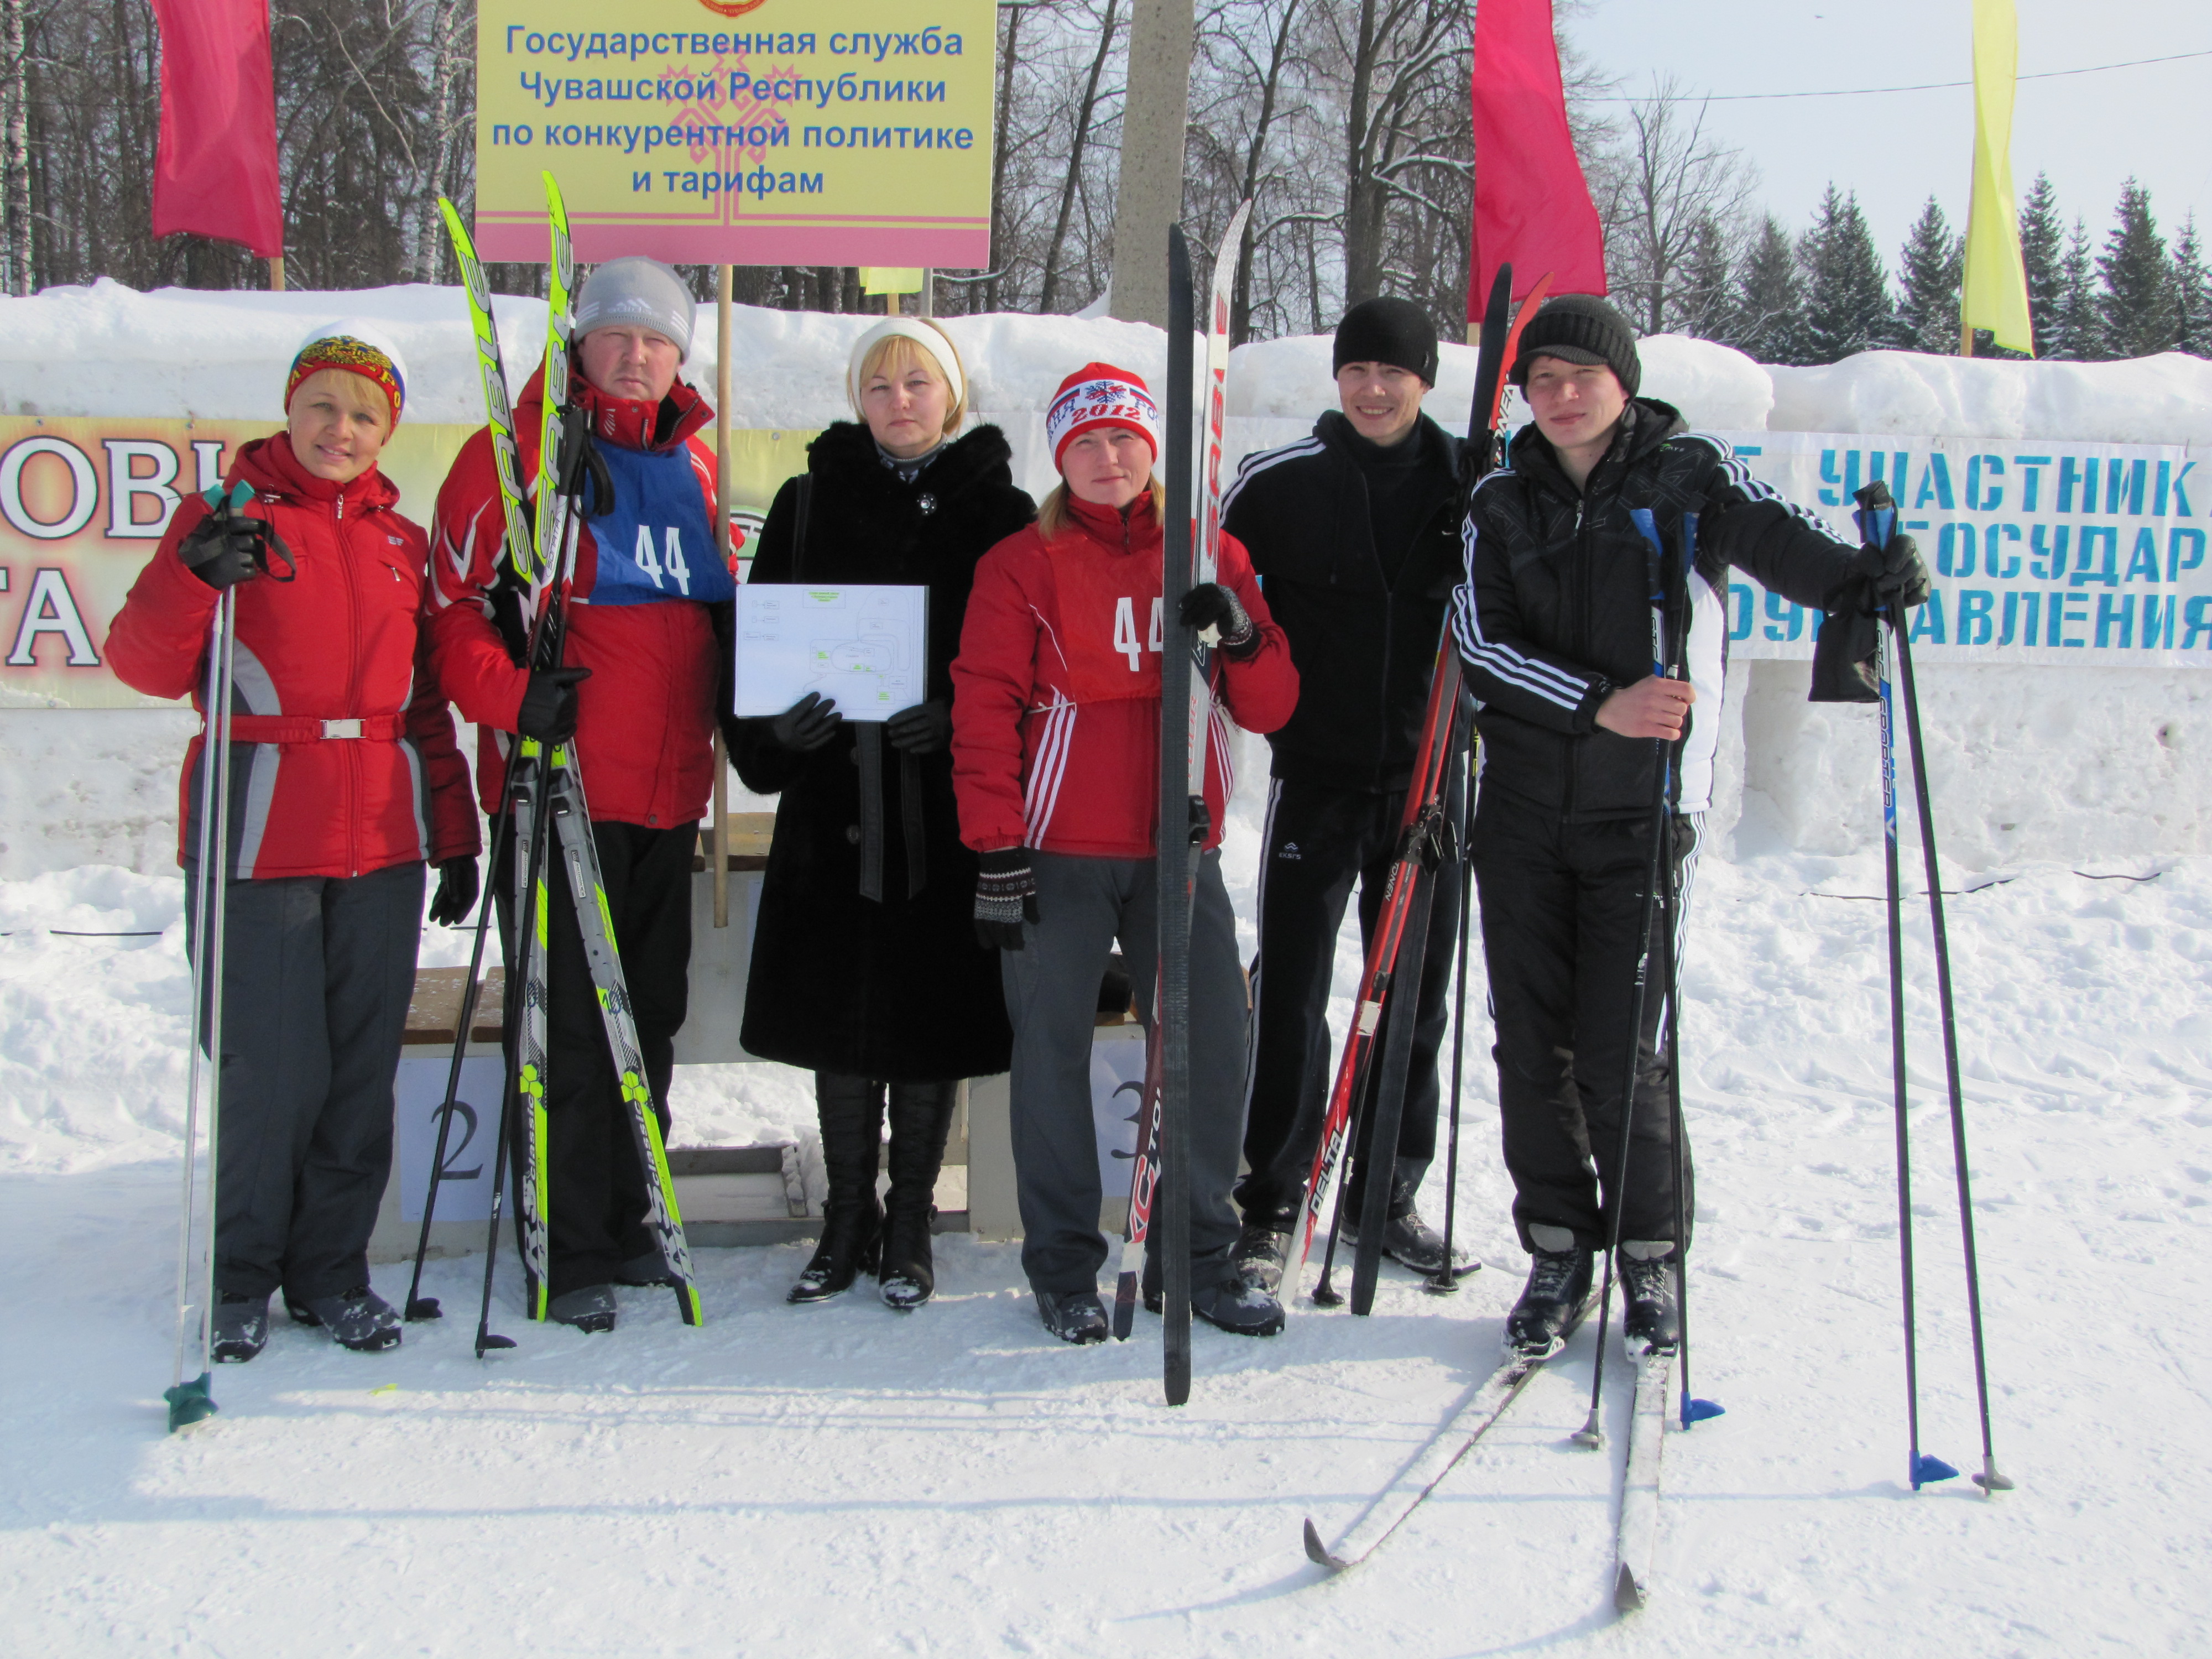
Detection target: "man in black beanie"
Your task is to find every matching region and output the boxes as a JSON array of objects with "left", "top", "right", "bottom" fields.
[
  {"left": 1220, "top": 295, "right": 1477, "bottom": 1312},
  {"left": 1451, "top": 292, "right": 1928, "bottom": 1361}
]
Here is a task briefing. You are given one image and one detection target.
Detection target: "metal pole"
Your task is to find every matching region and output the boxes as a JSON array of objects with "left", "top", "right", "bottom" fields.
[{"left": 712, "top": 264, "right": 734, "bottom": 929}]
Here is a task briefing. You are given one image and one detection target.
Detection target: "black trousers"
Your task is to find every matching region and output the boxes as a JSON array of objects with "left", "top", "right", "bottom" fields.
[
  {"left": 1469, "top": 789, "right": 1701, "bottom": 1252},
  {"left": 186, "top": 859, "right": 425, "bottom": 1303},
  {"left": 1235, "top": 776, "right": 1460, "bottom": 1230},
  {"left": 494, "top": 814, "right": 696, "bottom": 1296}
]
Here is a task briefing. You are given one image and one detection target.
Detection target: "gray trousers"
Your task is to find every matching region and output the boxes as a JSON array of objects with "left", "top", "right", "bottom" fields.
[
  {"left": 186, "top": 859, "right": 425, "bottom": 1303},
  {"left": 1001, "top": 850, "right": 1248, "bottom": 1296}
]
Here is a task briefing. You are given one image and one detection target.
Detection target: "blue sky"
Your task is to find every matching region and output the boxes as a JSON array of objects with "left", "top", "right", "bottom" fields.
[{"left": 1567, "top": 0, "right": 2212, "bottom": 264}]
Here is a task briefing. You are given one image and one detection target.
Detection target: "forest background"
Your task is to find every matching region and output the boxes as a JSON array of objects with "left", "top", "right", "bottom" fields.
[{"left": 2, "top": 0, "right": 2206, "bottom": 364}]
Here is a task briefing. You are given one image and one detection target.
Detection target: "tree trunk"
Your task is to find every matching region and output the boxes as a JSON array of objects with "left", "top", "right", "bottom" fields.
[
  {"left": 1339, "top": 0, "right": 1385, "bottom": 307},
  {"left": 985, "top": 0, "right": 1023, "bottom": 312},
  {"left": 1039, "top": 0, "right": 1119, "bottom": 314},
  {"left": 1229, "top": 0, "right": 1299, "bottom": 344},
  {"left": 414, "top": 0, "right": 460, "bottom": 284}
]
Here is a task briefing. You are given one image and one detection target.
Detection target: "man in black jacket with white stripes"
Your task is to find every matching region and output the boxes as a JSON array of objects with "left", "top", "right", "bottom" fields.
[
  {"left": 1225, "top": 298, "right": 1474, "bottom": 1296},
  {"left": 1453, "top": 294, "right": 1929, "bottom": 1359}
]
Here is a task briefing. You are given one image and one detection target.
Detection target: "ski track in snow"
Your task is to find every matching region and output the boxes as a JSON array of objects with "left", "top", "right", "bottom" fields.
[{"left": 2, "top": 836, "right": 2209, "bottom": 1655}]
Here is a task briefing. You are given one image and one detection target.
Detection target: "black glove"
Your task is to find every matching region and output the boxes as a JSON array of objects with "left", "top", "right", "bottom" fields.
[
  {"left": 884, "top": 698, "right": 951, "bottom": 755},
  {"left": 1864, "top": 531, "right": 1932, "bottom": 610},
  {"left": 427, "top": 856, "right": 480, "bottom": 926},
  {"left": 769, "top": 691, "right": 843, "bottom": 753},
  {"left": 1178, "top": 581, "right": 1259, "bottom": 659},
  {"left": 973, "top": 847, "right": 1038, "bottom": 950},
  {"left": 516, "top": 665, "right": 591, "bottom": 743},
  {"left": 178, "top": 510, "right": 270, "bottom": 591}
]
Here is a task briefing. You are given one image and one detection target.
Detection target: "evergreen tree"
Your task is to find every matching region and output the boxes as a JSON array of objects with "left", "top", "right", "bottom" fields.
[
  {"left": 1672, "top": 213, "right": 1735, "bottom": 341},
  {"left": 2098, "top": 178, "right": 2178, "bottom": 358},
  {"left": 2048, "top": 217, "right": 2105, "bottom": 360},
  {"left": 2171, "top": 215, "right": 2212, "bottom": 358},
  {"left": 1729, "top": 214, "right": 1807, "bottom": 363},
  {"left": 2018, "top": 171, "right": 2065, "bottom": 357},
  {"left": 1799, "top": 185, "right": 1896, "bottom": 362},
  {"left": 1894, "top": 196, "right": 1963, "bottom": 354}
]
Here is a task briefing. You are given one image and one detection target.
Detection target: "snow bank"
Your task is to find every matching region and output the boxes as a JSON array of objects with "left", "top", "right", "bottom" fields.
[{"left": 1768, "top": 348, "right": 2212, "bottom": 446}]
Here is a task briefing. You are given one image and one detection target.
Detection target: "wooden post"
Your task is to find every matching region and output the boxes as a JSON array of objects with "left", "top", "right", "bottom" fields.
[
  {"left": 268, "top": 255, "right": 285, "bottom": 293},
  {"left": 1107, "top": 0, "right": 1194, "bottom": 326},
  {"left": 919, "top": 269, "right": 933, "bottom": 319},
  {"left": 712, "top": 264, "right": 734, "bottom": 929}
]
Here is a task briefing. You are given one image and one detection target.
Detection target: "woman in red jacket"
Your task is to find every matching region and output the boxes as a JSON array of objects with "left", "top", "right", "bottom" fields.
[
  {"left": 950, "top": 363, "right": 1300, "bottom": 1344},
  {"left": 107, "top": 330, "right": 480, "bottom": 1363}
]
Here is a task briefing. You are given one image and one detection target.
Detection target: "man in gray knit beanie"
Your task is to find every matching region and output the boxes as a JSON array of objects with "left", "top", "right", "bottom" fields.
[{"left": 574, "top": 256, "right": 696, "bottom": 361}]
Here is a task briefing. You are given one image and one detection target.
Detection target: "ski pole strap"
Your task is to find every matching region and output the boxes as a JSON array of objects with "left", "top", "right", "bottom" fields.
[{"left": 216, "top": 713, "right": 408, "bottom": 743}]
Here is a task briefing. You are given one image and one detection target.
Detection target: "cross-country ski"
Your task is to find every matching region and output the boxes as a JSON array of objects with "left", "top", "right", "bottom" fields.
[{"left": 11, "top": 0, "right": 2206, "bottom": 1648}]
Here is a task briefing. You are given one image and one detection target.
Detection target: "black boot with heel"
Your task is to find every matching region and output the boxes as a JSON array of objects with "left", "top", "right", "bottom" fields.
[
  {"left": 878, "top": 1081, "right": 957, "bottom": 1310},
  {"left": 788, "top": 1073, "right": 885, "bottom": 1305}
]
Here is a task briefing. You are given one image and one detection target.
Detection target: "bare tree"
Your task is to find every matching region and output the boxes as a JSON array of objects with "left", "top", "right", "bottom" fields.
[
  {"left": 1038, "top": 0, "right": 1121, "bottom": 312},
  {"left": 1590, "top": 74, "right": 1756, "bottom": 335},
  {"left": 1, "top": 0, "right": 28, "bottom": 295}
]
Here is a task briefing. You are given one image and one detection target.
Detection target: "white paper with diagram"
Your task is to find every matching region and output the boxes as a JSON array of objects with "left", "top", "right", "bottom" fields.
[{"left": 733, "top": 583, "right": 930, "bottom": 720}]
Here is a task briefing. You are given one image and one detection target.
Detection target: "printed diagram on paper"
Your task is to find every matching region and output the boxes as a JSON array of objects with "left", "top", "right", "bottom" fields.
[{"left": 734, "top": 585, "right": 930, "bottom": 721}]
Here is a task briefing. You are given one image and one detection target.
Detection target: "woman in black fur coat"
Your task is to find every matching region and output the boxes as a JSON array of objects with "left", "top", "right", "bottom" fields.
[{"left": 732, "top": 318, "right": 1034, "bottom": 1311}]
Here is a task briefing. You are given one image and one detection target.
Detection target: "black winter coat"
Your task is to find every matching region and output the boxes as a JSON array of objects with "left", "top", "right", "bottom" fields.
[
  {"left": 1453, "top": 399, "right": 1864, "bottom": 822},
  {"left": 1224, "top": 411, "right": 1465, "bottom": 792},
  {"left": 732, "top": 421, "right": 1035, "bottom": 1081}
]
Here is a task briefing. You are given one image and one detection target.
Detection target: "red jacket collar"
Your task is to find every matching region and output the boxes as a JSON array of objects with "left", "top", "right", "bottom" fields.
[
  {"left": 514, "top": 361, "right": 714, "bottom": 455},
  {"left": 232, "top": 431, "right": 399, "bottom": 516},
  {"left": 1061, "top": 488, "right": 1161, "bottom": 550}
]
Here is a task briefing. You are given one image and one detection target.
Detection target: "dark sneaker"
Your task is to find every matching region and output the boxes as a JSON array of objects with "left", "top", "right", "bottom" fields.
[
  {"left": 211, "top": 1291, "right": 269, "bottom": 1363},
  {"left": 1504, "top": 1246, "right": 1594, "bottom": 1360},
  {"left": 1232, "top": 1223, "right": 1292, "bottom": 1292},
  {"left": 1036, "top": 1288, "right": 1109, "bottom": 1345},
  {"left": 614, "top": 1249, "right": 671, "bottom": 1288},
  {"left": 547, "top": 1285, "right": 618, "bottom": 1333},
  {"left": 1618, "top": 1243, "right": 1680, "bottom": 1354},
  {"left": 1343, "top": 1207, "right": 1480, "bottom": 1278},
  {"left": 287, "top": 1286, "right": 402, "bottom": 1353},
  {"left": 1192, "top": 1273, "right": 1286, "bottom": 1337}
]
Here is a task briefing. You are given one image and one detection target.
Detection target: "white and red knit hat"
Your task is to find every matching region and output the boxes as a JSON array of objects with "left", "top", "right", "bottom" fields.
[{"left": 1046, "top": 362, "right": 1161, "bottom": 472}]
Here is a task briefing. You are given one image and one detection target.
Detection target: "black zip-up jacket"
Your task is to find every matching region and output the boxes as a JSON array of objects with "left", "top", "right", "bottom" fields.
[
  {"left": 1452, "top": 398, "right": 1863, "bottom": 822},
  {"left": 1224, "top": 410, "right": 1465, "bottom": 792}
]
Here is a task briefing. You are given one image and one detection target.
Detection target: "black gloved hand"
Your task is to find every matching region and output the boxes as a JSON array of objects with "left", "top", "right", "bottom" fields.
[
  {"left": 973, "top": 847, "right": 1039, "bottom": 951},
  {"left": 884, "top": 698, "right": 952, "bottom": 755},
  {"left": 516, "top": 665, "right": 591, "bottom": 743},
  {"left": 1178, "top": 581, "right": 1259, "bottom": 659},
  {"left": 178, "top": 510, "right": 269, "bottom": 591},
  {"left": 769, "top": 691, "right": 843, "bottom": 753},
  {"left": 1865, "top": 531, "right": 1932, "bottom": 610},
  {"left": 427, "top": 855, "right": 480, "bottom": 926}
]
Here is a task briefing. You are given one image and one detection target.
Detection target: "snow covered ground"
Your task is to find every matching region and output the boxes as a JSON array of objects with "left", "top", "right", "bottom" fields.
[{"left": 3, "top": 800, "right": 2208, "bottom": 1653}]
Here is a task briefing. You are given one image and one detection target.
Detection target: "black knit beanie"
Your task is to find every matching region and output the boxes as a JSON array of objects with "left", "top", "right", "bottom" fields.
[
  {"left": 1509, "top": 293, "right": 1641, "bottom": 397},
  {"left": 1333, "top": 297, "right": 1439, "bottom": 385}
]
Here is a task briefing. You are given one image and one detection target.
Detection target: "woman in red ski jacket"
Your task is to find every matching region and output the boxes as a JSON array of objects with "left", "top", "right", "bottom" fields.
[
  {"left": 950, "top": 362, "right": 1298, "bottom": 1345},
  {"left": 107, "top": 330, "right": 479, "bottom": 1363},
  {"left": 425, "top": 257, "right": 732, "bottom": 1332}
]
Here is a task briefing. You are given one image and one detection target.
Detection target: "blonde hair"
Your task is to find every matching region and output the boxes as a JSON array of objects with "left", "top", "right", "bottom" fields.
[
  {"left": 1037, "top": 473, "right": 1167, "bottom": 542},
  {"left": 849, "top": 321, "right": 967, "bottom": 437}
]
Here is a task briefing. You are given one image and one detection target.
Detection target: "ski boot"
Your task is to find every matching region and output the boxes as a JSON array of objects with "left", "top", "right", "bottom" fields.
[
  {"left": 1232, "top": 1222, "right": 1292, "bottom": 1293},
  {"left": 286, "top": 1286, "right": 402, "bottom": 1353},
  {"left": 1036, "top": 1288, "right": 1109, "bottom": 1345},
  {"left": 546, "top": 1285, "right": 618, "bottom": 1333},
  {"left": 1503, "top": 1230, "right": 1594, "bottom": 1359},
  {"left": 1618, "top": 1241, "right": 1680, "bottom": 1354},
  {"left": 211, "top": 1291, "right": 269, "bottom": 1364}
]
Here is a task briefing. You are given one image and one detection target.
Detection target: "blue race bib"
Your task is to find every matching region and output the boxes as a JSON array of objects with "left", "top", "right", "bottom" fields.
[{"left": 584, "top": 442, "right": 736, "bottom": 606}]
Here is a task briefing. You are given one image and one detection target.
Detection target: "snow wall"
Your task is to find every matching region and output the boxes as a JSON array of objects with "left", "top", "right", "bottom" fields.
[{"left": 3, "top": 278, "right": 2210, "bottom": 878}]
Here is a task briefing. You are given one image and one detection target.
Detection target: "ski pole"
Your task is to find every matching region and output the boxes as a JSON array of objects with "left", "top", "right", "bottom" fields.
[
  {"left": 1426, "top": 726, "right": 1475, "bottom": 1296},
  {"left": 1310, "top": 1064, "right": 1374, "bottom": 1308},
  {"left": 165, "top": 585, "right": 237, "bottom": 1433},
  {"left": 405, "top": 736, "right": 528, "bottom": 1322},
  {"left": 1849, "top": 481, "right": 1963, "bottom": 1491},
  {"left": 472, "top": 766, "right": 547, "bottom": 1359},
  {"left": 1881, "top": 549, "right": 2011, "bottom": 1495},
  {"left": 1657, "top": 820, "right": 1721, "bottom": 1430},
  {"left": 1574, "top": 510, "right": 1676, "bottom": 1451}
]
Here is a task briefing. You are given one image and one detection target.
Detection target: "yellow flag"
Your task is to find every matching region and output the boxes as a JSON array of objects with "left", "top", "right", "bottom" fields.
[{"left": 1963, "top": 0, "right": 2036, "bottom": 354}]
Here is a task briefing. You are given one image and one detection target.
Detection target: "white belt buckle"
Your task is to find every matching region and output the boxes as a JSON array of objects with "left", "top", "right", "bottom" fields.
[{"left": 321, "top": 718, "right": 364, "bottom": 739}]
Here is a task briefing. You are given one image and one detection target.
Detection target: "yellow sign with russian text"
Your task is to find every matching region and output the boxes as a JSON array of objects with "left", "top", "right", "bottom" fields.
[{"left": 474, "top": 0, "right": 996, "bottom": 267}]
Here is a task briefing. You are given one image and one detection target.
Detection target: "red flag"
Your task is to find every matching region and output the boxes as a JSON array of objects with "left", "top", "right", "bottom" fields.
[
  {"left": 1468, "top": 0, "right": 1604, "bottom": 315},
  {"left": 149, "top": 0, "right": 284, "bottom": 258}
]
